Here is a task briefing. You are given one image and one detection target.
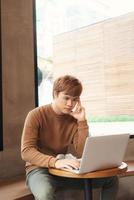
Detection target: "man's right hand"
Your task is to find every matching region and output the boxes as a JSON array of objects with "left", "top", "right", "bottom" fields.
[{"left": 55, "top": 159, "right": 80, "bottom": 170}]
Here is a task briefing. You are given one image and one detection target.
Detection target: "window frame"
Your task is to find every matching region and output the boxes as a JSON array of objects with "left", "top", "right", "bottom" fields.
[{"left": 0, "top": 0, "right": 3, "bottom": 151}]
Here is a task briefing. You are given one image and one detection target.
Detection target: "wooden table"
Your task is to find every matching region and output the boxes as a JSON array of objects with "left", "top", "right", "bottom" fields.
[{"left": 49, "top": 162, "right": 127, "bottom": 200}]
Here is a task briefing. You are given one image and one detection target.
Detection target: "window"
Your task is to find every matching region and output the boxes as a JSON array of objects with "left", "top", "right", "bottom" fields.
[{"left": 36, "top": 0, "right": 134, "bottom": 137}]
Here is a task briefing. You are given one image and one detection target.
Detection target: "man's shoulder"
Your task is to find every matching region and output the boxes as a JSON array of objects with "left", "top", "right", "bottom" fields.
[
  {"left": 29, "top": 104, "right": 50, "bottom": 112},
  {"left": 25, "top": 104, "right": 51, "bottom": 126},
  {"left": 28, "top": 106, "right": 41, "bottom": 116},
  {"left": 27, "top": 104, "right": 51, "bottom": 118}
]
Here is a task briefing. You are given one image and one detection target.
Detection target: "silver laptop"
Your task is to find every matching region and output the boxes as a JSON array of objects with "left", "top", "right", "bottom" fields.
[{"left": 62, "top": 134, "right": 129, "bottom": 174}]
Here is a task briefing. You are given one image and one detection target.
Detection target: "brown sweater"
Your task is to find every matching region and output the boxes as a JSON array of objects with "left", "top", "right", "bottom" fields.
[{"left": 21, "top": 104, "right": 89, "bottom": 174}]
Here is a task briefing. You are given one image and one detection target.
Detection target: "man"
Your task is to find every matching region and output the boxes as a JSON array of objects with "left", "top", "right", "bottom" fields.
[{"left": 21, "top": 75, "right": 118, "bottom": 200}]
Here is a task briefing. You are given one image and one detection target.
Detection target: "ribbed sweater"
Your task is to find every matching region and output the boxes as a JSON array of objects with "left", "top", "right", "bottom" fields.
[{"left": 21, "top": 104, "right": 89, "bottom": 174}]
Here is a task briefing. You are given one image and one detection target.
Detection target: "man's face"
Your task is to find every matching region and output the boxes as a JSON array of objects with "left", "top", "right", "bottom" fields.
[{"left": 54, "top": 91, "right": 79, "bottom": 114}]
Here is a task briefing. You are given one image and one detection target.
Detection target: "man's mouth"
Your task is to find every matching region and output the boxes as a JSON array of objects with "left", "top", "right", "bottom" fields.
[{"left": 64, "top": 108, "right": 72, "bottom": 112}]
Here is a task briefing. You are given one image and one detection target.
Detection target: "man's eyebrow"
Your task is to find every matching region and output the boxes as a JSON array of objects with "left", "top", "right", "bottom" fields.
[
  {"left": 71, "top": 96, "right": 79, "bottom": 100},
  {"left": 64, "top": 93, "right": 71, "bottom": 96},
  {"left": 64, "top": 94, "right": 78, "bottom": 99}
]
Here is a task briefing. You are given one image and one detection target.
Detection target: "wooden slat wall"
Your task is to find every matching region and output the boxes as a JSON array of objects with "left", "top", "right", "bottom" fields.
[{"left": 53, "top": 12, "right": 134, "bottom": 117}]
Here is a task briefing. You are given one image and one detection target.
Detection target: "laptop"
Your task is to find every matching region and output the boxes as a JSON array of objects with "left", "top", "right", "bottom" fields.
[{"left": 61, "top": 134, "right": 129, "bottom": 174}]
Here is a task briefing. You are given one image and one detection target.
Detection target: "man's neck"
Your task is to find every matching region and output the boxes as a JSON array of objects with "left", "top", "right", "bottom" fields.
[{"left": 51, "top": 103, "right": 62, "bottom": 115}]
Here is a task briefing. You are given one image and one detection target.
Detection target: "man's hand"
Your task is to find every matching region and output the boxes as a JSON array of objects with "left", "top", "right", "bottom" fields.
[
  {"left": 70, "top": 101, "right": 86, "bottom": 122},
  {"left": 55, "top": 159, "right": 80, "bottom": 170}
]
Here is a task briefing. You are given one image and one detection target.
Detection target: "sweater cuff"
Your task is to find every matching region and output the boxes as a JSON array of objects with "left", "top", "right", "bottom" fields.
[
  {"left": 48, "top": 156, "right": 59, "bottom": 168},
  {"left": 78, "top": 120, "right": 88, "bottom": 129}
]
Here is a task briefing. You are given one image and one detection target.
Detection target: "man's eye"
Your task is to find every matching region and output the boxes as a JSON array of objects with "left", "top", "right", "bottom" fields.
[
  {"left": 64, "top": 97, "right": 69, "bottom": 100},
  {"left": 73, "top": 98, "right": 78, "bottom": 102}
]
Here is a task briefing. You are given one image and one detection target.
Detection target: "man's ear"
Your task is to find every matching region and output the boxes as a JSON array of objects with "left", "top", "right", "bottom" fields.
[{"left": 53, "top": 91, "right": 58, "bottom": 98}]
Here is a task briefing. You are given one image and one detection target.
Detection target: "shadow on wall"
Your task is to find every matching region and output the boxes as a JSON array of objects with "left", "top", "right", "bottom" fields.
[
  {"left": 55, "top": 178, "right": 134, "bottom": 200},
  {"left": 56, "top": 188, "right": 100, "bottom": 200},
  {"left": 117, "top": 176, "right": 134, "bottom": 200}
]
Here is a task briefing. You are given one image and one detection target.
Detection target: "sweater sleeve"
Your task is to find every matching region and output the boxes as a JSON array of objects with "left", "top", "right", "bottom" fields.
[
  {"left": 72, "top": 120, "right": 89, "bottom": 157},
  {"left": 21, "top": 110, "right": 58, "bottom": 168}
]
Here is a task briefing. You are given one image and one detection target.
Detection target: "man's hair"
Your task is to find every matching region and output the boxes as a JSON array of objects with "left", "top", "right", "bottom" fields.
[{"left": 53, "top": 75, "right": 83, "bottom": 97}]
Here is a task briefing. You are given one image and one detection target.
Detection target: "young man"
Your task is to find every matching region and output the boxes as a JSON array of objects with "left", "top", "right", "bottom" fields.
[{"left": 21, "top": 75, "right": 118, "bottom": 200}]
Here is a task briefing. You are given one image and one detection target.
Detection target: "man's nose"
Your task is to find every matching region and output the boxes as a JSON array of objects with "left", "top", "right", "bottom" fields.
[{"left": 66, "top": 99, "right": 73, "bottom": 106}]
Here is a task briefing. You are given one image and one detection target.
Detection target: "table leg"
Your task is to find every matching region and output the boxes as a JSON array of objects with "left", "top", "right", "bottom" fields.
[{"left": 84, "top": 179, "right": 92, "bottom": 200}]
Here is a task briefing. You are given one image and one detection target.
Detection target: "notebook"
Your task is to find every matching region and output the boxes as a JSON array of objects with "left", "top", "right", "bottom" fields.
[{"left": 61, "top": 134, "right": 129, "bottom": 174}]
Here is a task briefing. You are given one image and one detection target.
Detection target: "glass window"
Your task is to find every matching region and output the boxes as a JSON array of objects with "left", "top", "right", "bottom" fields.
[{"left": 36, "top": 0, "right": 134, "bottom": 136}]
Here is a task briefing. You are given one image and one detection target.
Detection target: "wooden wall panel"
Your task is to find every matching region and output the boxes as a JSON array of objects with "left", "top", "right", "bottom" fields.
[
  {"left": 53, "top": 12, "right": 134, "bottom": 117},
  {"left": 0, "top": 0, "right": 35, "bottom": 179}
]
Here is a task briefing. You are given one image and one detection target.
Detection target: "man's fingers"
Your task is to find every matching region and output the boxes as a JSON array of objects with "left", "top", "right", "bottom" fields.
[
  {"left": 73, "top": 102, "right": 82, "bottom": 113},
  {"left": 55, "top": 159, "right": 80, "bottom": 169},
  {"left": 65, "top": 159, "right": 80, "bottom": 169}
]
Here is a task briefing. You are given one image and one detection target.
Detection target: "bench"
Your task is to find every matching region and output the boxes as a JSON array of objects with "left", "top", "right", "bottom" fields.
[
  {"left": 0, "top": 175, "right": 33, "bottom": 200},
  {"left": 0, "top": 161, "right": 134, "bottom": 200}
]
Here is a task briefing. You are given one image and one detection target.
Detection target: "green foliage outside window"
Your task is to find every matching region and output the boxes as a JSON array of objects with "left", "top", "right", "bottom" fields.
[{"left": 88, "top": 115, "right": 134, "bottom": 122}]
